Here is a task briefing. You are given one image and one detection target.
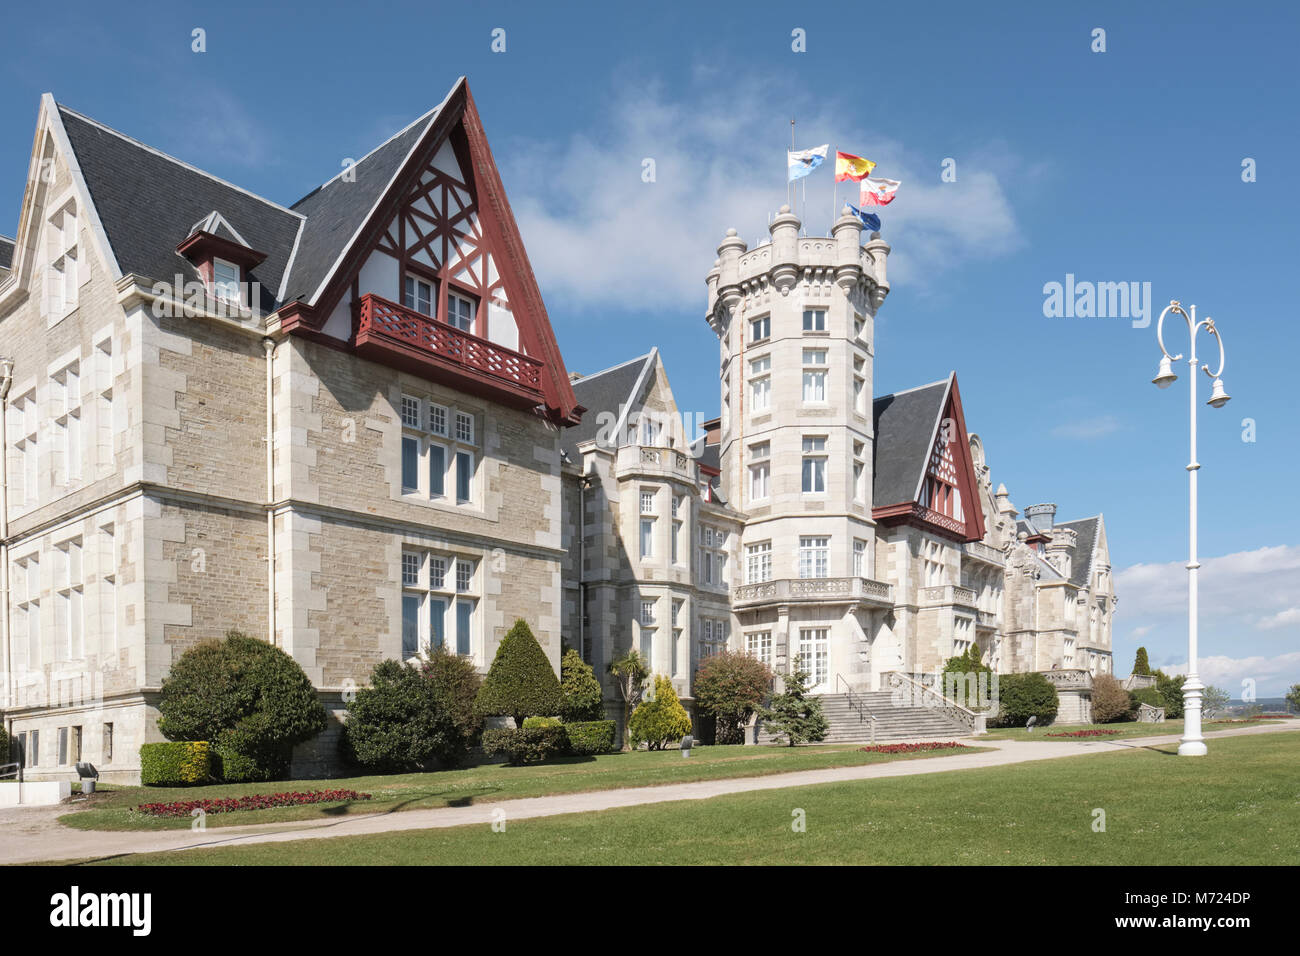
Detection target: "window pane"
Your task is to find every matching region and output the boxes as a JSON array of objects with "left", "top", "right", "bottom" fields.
[
  {"left": 402, "top": 595, "right": 420, "bottom": 658},
  {"left": 402, "top": 436, "right": 419, "bottom": 490},
  {"left": 456, "top": 451, "right": 472, "bottom": 502},
  {"left": 429, "top": 444, "right": 446, "bottom": 497},
  {"left": 456, "top": 601, "right": 473, "bottom": 655},
  {"left": 429, "top": 598, "right": 446, "bottom": 649}
]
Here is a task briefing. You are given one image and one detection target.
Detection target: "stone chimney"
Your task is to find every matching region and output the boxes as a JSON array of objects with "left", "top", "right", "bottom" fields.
[{"left": 1024, "top": 502, "right": 1057, "bottom": 535}]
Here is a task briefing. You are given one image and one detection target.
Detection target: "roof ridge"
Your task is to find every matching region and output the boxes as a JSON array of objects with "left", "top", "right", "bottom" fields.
[{"left": 56, "top": 104, "right": 304, "bottom": 218}]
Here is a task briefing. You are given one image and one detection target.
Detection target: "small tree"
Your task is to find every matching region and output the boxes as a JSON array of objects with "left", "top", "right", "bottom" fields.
[
  {"left": 761, "top": 661, "right": 829, "bottom": 747},
  {"left": 475, "top": 619, "right": 563, "bottom": 730},
  {"left": 341, "top": 660, "right": 466, "bottom": 772},
  {"left": 608, "top": 649, "right": 650, "bottom": 751},
  {"left": 1152, "top": 669, "right": 1186, "bottom": 719},
  {"left": 559, "top": 647, "right": 605, "bottom": 722},
  {"left": 1132, "top": 647, "right": 1151, "bottom": 677},
  {"left": 989, "top": 672, "right": 1059, "bottom": 728},
  {"left": 1091, "top": 673, "right": 1131, "bottom": 723},
  {"left": 1287, "top": 683, "right": 1300, "bottom": 714},
  {"left": 158, "top": 630, "right": 327, "bottom": 781},
  {"left": 693, "top": 650, "right": 773, "bottom": 744},
  {"left": 627, "top": 675, "right": 692, "bottom": 750},
  {"left": 1202, "top": 685, "right": 1230, "bottom": 719},
  {"left": 420, "top": 645, "right": 484, "bottom": 747},
  {"left": 941, "top": 647, "right": 995, "bottom": 710}
]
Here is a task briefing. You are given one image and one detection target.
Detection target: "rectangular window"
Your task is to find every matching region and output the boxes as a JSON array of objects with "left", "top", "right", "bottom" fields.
[
  {"left": 400, "top": 395, "right": 421, "bottom": 428},
  {"left": 429, "top": 598, "right": 446, "bottom": 649},
  {"left": 447, "top": 291, "right": 476, "bottom": 331},
  {"left": 429, "top": 556, "right": 447, "bottom": 590},
  {"left": 640, "top": 518, "right": 655, "bottom": 559},
  {"left": 749, "top": 461, "right": 769, "bottom": 502},
  {"left": 640, "top": 490, "right": 655, "bottom": 514},
  {"left": 455, "top": 450, "right": 473, "bottom": 503},
  {"left": 750, "top": 315, "right": 770, "bottom": 341},
  {"left": 71, "top": 725, "right": 82, "bottom": 764},
  {"left": 802, "top": 436, "right": 827, "bottom": 493},
  {"left": 799, "top": 537, "right": 829, "bottom": 579},
  {"left": 456, "top": 600, "right": 474, "bottom": 655},
  {"left": 428, "top": 443, "right": 446, "bottom": 497},
  {"left": 403, "top": 274, "right": 433, "bottom": 315},
  {"left": 798, "top": 629, "right": 829, "bottom": 686},
  {"left": 746, "top": 631, "right": 772, "bottom": 666},
  {"left": 749, "top": 355, "right": 771, "bottom": 413},
  {"left": 56, "top": 538, "right": 83, "bottom": 660},
  {"left": 103, "top": 723, "right": 113, "bottom": 763},
  {"left": 29, "top": 730, "right": 39, "bottom": 768},
  {"left": 402, "top": 594, "right": 420, "bottom": 659},
  {"left": 455, "top": 411, "right": 474, "bottom": 445},
  {"left": 212, "top": 258, "right": 242, "bottom": 304},
  {"left": 401, "top": 436, "right": 419, "bottom": 491},
  {"left": 52, "top": 363, "right": 82, "bottom": 487},
  {"left": 672, "top": 521, "right": 681, "bottom": 564},
  {"left": 746, "top": 542, "right": 772, "bottom": 584},
  {"left": 402, "top": 552, "right": 421, "bottom": 586},
  {"left": 428, "top": 403, "right": 448, "bottom": 436},
  {"left": 640, "top": 600, "right": 656, "bottom": 626},
  {"left": 58, "top": 727, "right": 68, "bottom": 766},
  {"left": 802, "top": 350, "right": 827, "bottom": 403},
  {"left": 456, "top": 559, "right": 474, "bottom": 593},
  {"left": 802, "top": 308, "right": 827, "bottom": 332},
  {"left": 853, "top": 539, "right": 867, "bottom": 577}
]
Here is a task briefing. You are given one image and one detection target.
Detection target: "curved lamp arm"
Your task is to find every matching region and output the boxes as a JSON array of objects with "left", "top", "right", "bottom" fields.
[
  {"left": 1156, "top": 300, "right": 1192, "bottom": 361},
  {"left": 1201, "top": 320, "right": 1226, "bottom": 379}
]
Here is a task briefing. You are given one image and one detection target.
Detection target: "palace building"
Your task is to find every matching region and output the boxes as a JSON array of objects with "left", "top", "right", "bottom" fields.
[{"left": 0, "top": 79, "right": 1114, "bottom": 781}]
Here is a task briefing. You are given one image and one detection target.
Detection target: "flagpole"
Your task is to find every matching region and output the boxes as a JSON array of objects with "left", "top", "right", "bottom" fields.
[{"left": 789, "top": 117, "right": 795, "bottom": 216}]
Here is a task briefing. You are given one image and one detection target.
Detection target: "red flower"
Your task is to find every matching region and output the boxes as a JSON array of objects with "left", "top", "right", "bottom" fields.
[
  {"left": 134, "top": 789, "right": 372, "bottom": 817},
  {"left": 857, "top": 742, "right": 968, "bottom": 754}
]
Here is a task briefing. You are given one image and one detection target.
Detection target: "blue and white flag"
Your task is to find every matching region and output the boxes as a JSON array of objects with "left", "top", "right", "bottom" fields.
[
  {"left": 787, "top": 144, "right": 829, "bottom": 181},
  {"left": 847, "top": 203, "right": 881, "bottom": 232}
]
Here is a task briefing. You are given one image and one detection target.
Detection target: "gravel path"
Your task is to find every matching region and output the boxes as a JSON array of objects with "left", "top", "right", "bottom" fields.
[{"left": 3, "top": 720, "right": 1295, "bottom": 865}]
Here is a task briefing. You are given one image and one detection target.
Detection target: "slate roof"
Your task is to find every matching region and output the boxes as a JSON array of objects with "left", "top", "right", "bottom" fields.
[
  {"left": 281, "top": 101, "right": 445, "bottom": 305},
  {"left": 0, "top": 234, "right": 13, "bottom": 272},
  {"left": 1054, "top": 516, "right": 1100, "bottom": 588},
  {"left": 57, "top": 106, "right": 303, "bottom": 313},
  {"left": 871, "top": 377, "right": 949, "bottom": 506},
  {"left": 561, "top": 352, "right": 655, "bottom": 463}
]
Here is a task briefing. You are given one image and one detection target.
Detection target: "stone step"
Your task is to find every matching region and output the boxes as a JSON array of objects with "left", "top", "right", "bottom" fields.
[{"left": 756, "top": 692, "right": 971, "bottom": 744}]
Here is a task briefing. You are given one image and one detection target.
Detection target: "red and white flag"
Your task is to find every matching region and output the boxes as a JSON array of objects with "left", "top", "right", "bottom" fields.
[{"left": 860, "top": 177, "right": 901, "bottom": 206}]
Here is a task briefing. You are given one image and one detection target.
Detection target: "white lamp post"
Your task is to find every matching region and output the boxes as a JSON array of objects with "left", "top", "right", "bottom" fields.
[{"left": 1152, "top": 300, "right": 1229, "bottom": 756}]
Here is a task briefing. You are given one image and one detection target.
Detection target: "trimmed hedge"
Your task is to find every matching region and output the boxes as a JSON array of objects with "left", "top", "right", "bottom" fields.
[
  {"left": 482, "top": 726, "right": 569, "bottom": 766},
  {"left": 140, "top": 741, "right": 215, "bottom": 787},
  {"left": 564, "top": 720, "right": 616, "bottom": 756},
  {"left": 475, "top": 619, "right": 563, "bottom": 730},
  {"left": 989, "top": 672, "right": 1059, "bottom": 727},
  {"left": 521, "top": 715, "right": 562, "bottom": 729},
  {"left": 341, "top": 659, "right": 469, "bottom": 773},
  {"left": 559, "top": 648, "right": 606, "bottom": 722}
]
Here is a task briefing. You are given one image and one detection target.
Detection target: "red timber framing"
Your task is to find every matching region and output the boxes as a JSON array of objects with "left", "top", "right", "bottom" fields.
[
  {"left": 873, "top": 374, "right": 986, "bottom": 543},
  {"left": 276, "top": 79, "right": 583, "bottom": 427}
]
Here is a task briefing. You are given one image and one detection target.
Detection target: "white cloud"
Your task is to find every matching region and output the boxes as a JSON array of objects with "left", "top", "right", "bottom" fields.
[
  {"left": 1161, "top": 651, "right": 1300, "bottom": 696},
  {"left": 1116, "top": 544, "right": 1300, "bottom": 622},
  {"left": 1130, "top": 625, "right": 1153, "bottom": 638},
  {"left": 1050, "top": 415, "right": 1122, "bottom": 440},
  {"left": 505, "top": 76, "right": 1023, "bottom": 311},
  {"left": 1258, "top": 607, "right": 1300, "bottom": 630}
]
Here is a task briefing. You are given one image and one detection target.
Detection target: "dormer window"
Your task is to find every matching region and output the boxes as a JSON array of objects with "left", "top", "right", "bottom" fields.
[{"left": 212, "top": 258, "right": 242, "bottom": 304}]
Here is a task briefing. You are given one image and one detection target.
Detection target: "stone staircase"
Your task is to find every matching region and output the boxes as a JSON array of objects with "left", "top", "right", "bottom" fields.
[{"left": 757, "top": 691, "right": 971, "bottom": 745}]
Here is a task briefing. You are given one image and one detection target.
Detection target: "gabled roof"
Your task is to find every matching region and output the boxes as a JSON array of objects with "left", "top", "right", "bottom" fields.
[
  {"left": 0, "top": 234, "right": 13, "bottom": 272},
  {"left": 282, "top": 95, "right": 451, "bottom": 306},
  {"left": 56, "top": 105, "right": 302, "bottom": 312},
  {"left": 562, "top": 351, "right": 656, "bottom": 462},
  {"left": 1055, "top": 515, "right": 1101, "bottom": 588},
  {"left": 872, "top": 378, "right": 949, "bottom": 507}
]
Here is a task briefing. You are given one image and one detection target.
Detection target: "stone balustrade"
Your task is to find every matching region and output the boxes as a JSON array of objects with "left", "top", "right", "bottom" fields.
[{"left": 733, "top": 576, "right": 894, "bottom": 610}]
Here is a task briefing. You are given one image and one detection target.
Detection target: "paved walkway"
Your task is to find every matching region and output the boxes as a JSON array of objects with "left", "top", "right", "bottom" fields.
[{"left": 2, "top": 720, "right": 1295, "bottom": 865}]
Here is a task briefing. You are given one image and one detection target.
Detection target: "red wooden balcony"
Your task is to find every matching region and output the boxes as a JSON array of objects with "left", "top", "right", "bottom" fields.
[{"left": 355, "top": 293, "right": 545, "bottom": 409}]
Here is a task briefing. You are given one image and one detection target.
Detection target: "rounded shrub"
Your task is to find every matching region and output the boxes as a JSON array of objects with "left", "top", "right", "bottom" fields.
[
  {"left": 693, "top": 650, "right": 772, "bottom": 744},
  {"left": 989, "top": 672, "right": 1059, "bottom": 727},
  {"left": 341, "top": 659, "right": 470, "bottom": 773},
  {"left": 521, "top": 715, "right": 562, "bottom": 729},
  {"left": 475, "top": 619, "right": 562, "bottom": 729},
  {"left": 564, "top": 720, "right": 616, "bottom": 756},
  {"left": 628, "top": 676, "right": 692, "bottom": 750},
  {"left": 157, "top": 630, "right": 326, "bottom": 782},
  {"left": 140, "top": 741, "right": 215, "bottom": 786},
  {"left": 419, "top": 645, "right": 484, "bottom": 747},
  {"left": 482, "top": 726, "right": 569, "bottom": 765}
]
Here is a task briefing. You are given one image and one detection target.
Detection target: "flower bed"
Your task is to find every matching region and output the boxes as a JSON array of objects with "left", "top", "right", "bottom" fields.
[
  {"left": 857, "top": 742, "right": 969, "bottom": 754},
  {"left": 134, "top": 789, "right": 371, "bottom": 818},
  {"left": 1045, "top": 729, "right": 1122, "bottom": 737}
]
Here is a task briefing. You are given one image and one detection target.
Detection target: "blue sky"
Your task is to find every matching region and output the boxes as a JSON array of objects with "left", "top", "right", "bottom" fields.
[{"left": 2, "top": 0, "right": 1297, "bottom": 694}]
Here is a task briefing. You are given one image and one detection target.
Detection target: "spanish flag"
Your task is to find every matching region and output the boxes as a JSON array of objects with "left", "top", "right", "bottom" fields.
[{"left": 835, "top": 151, "right": 876, "bottom": 182}]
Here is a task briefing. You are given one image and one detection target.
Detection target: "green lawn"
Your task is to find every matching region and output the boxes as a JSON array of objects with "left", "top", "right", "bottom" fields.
[
  {"left": 61, "top": 741, "right": 982, "bottom": 832},
  {"left": 981, "top": 718, "right": 1277, "bottom": 741},
  {"left": 83, "top": 731, "right": 1300, "bottom": 866}
]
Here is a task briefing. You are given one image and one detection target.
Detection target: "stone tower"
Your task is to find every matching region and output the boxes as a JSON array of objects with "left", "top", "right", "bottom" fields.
[{"left": 705, "top": 205, "right": 892, "bottom": 691}]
